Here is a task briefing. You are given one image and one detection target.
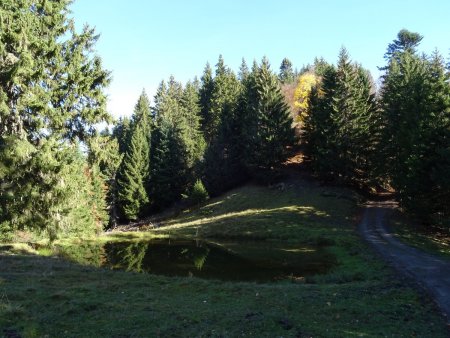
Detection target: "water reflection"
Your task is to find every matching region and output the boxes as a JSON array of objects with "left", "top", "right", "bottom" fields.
[{"left": 59, "top": 238, "right": 336, "bottom": 282}]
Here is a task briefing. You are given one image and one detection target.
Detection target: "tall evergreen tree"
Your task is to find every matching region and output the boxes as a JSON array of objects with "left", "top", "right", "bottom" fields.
[
  {"left": 0, "top": 0, "right": 111, "bottom": 141},
  {"left": 150, "top": 117, "right": 189, "bottom": 210},
  {"left": 278, "top": 57, "right": 295, "bottom": 84},
  {"left": 150, "top": 76, "right": 204, "bottom": 208},
  {"left": 199, "top": 63, "right": 214, "bottom": 136},
  {"left": 381, "top": 33, "right": 450, "bottom": 225},
  {"left": 0, "top": 0, "right": 111, "bottom": 239},
  {"left": 303, "top": 64, "right": 338, "bottom": 178},
  {"left": 112, "top": 117, "right": 132, "bottom": 154},
  {"left": 181, "top": 80, "right": 206, "bottom": 169},
  {"left": 305, "top": 49, "right": 379, "bottom": 186},
  {"left": 117, "top": 93, "right": 151, "bottom": 221},
  {"left": 245, "top": 58, "right": 296, "bottom": 173},
  {"left": 88, "top": 133, "right": 123, "bottom": 228},
  {"left": 201, "top": 55, "right": 241, "bottom": 143}
]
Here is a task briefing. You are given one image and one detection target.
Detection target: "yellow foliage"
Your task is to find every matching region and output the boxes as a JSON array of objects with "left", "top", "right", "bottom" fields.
[{"left": 293, "top": 72, "right": 318, "bottom": 124}]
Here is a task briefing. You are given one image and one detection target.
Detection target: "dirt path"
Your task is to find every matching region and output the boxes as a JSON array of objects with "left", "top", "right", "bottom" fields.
[{"left": 360, "top": 201, "right": 450, "bottom": 325}]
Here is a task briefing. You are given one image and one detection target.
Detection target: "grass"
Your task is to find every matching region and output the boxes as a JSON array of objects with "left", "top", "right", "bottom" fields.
[
  {"left": 388, "top": 210, "right": 450, "bottom": 258},
  {"left": 0, "top": 178, "right": 448, "bottom": 337}
]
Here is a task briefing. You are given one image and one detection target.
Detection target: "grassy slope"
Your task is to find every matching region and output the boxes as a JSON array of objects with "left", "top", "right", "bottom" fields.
[
  {"left": 1, "top": 179, "right": 448, "bottom": 337},
  {"left": 388, "top": 210, "right": 450, "bottom": 258}
]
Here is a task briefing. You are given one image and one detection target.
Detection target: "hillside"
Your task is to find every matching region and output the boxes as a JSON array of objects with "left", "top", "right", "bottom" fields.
[{"left": 1, "top": 176, "right": 448, "bottom": 337}]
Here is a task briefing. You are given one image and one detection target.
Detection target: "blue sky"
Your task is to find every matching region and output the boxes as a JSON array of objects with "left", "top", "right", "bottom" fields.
[{"left": 70, "top": 0, "right": 450, "bottom": 118}]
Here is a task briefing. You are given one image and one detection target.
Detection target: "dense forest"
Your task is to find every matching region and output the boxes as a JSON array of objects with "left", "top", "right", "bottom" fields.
[{"left": 1, "top": 1, "right": 449, "bottom": 242}]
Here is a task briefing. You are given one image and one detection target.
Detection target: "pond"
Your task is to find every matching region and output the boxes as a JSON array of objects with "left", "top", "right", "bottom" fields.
[{"left": 57, "top": 238, "right": 336, "bottom": 282}]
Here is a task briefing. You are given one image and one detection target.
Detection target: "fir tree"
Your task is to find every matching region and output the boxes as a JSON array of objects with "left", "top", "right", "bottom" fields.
[
  {"left": 0, "top": 0, "right": 111, "bottom": 239},
  {"left": 201, "top": 55, "right": 241, "bottom": 143},
  {"left": 0, "top": 0, "right": 111, "bottom": 141},
  {"left": 112, "top": 117, "right": 132, "bottom": 154},
  {"left": 88, "top": 133, "right": 123, "bottom": 228},
  {"left": 246, "top": 58, "right": 296, "bottom": 173},
  {"left": 199, "top": 63, "right": 214, "bottom": 136},
  {"left": 117, "top": 93, "right": 151, "bottom": 221},
  {"left": 279, "top": 57, "right": 295, "bottom": 84},
  {"left": 150, "top": 117, "right": 189, "bottom": 210},
  {"left": 303, "top": 64, "right": 338, "bottom": 178},
  {"left": 381, "top": 33, "right": 450, "bottom": 225},
  {"left": 305, "top": 49, "right": 379, "bottom": 187}
]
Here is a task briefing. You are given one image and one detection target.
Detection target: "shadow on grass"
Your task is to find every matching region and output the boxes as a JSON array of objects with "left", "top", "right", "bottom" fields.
[
  {"left": 159, "top": 184, "right": 356, "bottom": 244},
  {"left": 0, "top": 252, "right": 448, "bottom": 338}
]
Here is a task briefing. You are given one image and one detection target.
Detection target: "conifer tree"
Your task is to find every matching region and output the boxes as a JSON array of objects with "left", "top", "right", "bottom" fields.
[
  {"left": 150, "top": 77, "right": 203, "bottom": 208},
  {"left": 279, "top": 57, "right": 295, "bottom": 84},
  {"left": 201, "top": 55, "right": 241, "bottom": 143},
  {"left": 88, "top": 133, "right": 123, "bottom": 228},
  {"left": 150, "top": 117, "right": 189, "bottom": 210},
  {"left": 113, "top": 117, "right": 132, "bottom": 154},
  {"left": 0, "top": 0, "right": 111, "bottom": 239},
  {"left": 181, "top": 80, "right": 206, "bottom": 169},
  {"left": 199, "top": 63, "right": 214, "bottom": 135},
  {"left": 303, "top": 64, "right": 338, "bottom": 178},
  {"left": 305, "top": 49, "right": 379, "bottom": 186},
  {"left": 117, "top": 93, "right": 151, "bottom": 221},
  {"left": 381, "top": 32, "right": 450, "bottom": 225},
  {"left": 0, "top": 0, "right": 111, "bottom": 141},
  {"left": 245, "top": 58, "right": 296, "bottom": 173}
]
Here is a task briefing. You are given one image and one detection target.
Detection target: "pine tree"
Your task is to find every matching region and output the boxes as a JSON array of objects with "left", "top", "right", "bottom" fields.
[
  {"left": 199, "top": 63, "right": 214, "bottom": 136},
  {"left": 0, "top": 0, "right": 111, "bottom": 239},
  {"left": 150, "top": 117, "right": 189, "bottom": 210},
  {"left": 0, "top": 137, "right": 105, "bottom": 241},
  {"left": 180, "top": 80, "right": 206, "bottom": 169},
  {"left": 246, "top": 58, "right": 296, "bottom": 174},
  {"left": 88, "top": 133, "right": 123, "bottom": 228},
  {"left": 0, "top": 0, "right": 111, "bottom": 141},
  {"left": 304, "top": 49, "right": 379, "bottom": 186},
  {"left": 112, "top": 117, "right": 132, "bottom": 154},
  {"left": 117, "top": 93, "right": 151, "bottom": 221},
  {"left": 201, "top": 55, "right": 241, "bottom": 143},
  {"left": 381, "top": 33, "right": 450, "bottom": 225},
  {"left": 279, "top": 57, "right": 295, "bottom": 84},
  {"left": 303, "top": 64, "right": 338, "bottom": 179}
]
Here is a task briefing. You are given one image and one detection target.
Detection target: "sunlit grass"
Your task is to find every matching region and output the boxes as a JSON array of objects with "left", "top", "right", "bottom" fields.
[
  {"left": 0, "top": 179, "right": 448, "bottom": 336},
  {"left": 389, "top": 210, "right": 450, "bottom": 258}
]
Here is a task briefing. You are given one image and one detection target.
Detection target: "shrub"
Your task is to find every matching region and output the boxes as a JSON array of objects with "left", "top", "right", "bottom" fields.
[{"left": 185, "top": 179, "right": 209, "bottom": 207}]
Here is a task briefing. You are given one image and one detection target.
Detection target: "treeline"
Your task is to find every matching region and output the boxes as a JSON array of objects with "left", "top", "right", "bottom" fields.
[
  {"left": 0, "top": 0, "right": 448, "bottom": 242},
  {"left": 109, "top": 56, "right": 296, "bottom": 223},
  {"left": 303, "top": 30, "right": 450, "bottom": 227},
  {"left": 0, "top": 0, "right": 295, "bottom": 241}
]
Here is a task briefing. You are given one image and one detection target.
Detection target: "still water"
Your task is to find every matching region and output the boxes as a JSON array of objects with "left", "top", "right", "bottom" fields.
[{"left": 58, "top": 238, "right": 336, "bottom": 282}]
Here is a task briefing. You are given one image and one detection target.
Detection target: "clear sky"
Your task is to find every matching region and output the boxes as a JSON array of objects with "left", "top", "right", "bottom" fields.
[{"left": 70, "top": 0, "right": 450, "bottom": 118}]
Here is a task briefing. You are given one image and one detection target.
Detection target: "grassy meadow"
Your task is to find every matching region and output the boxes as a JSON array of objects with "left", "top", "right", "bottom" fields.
[{"left": 1, "top": 178, "right": 448, "bottom": 337}]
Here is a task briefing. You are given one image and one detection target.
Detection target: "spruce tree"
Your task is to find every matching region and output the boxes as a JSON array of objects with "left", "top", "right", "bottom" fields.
[
  {"left": 201, "top": 55, "right": 241, "bottom": 143},
  {"left": 0, "top": 0, "right": 111, "bottom": 239},
  {"left": 279, "top": 57, "right": 295, "bottom": 84},
  {"left": 113, "top": 117, "right": 132, "bottom": 154},
  {"left": 381, "top": 33, "right": 450, "bottom": 225},
  {"left": 0, "top": 0, "right": 111, "bottom": 141},
  {"left": 117, "top": 93, "right": 151, "bottom": 221},
  {"left": 199, "top": 63, "right": 214, "bottom": 136},
  {"left": 180, "top": 80, "right": 206, "bottom": 169},
  {"left": 303, "top": 64, "right": 338, "bottom": 179},
  {"left": 246, "top": 58, "right": 296, "bottom": 174},
  {"left": 150, "top": 117, "right": 189, "bottom": 210},
  {"left": 88, "top": 133, "right": 123, "bottom": 228},
  {"left": 305, "top": 49, "right": 379, "bottom": 186}
]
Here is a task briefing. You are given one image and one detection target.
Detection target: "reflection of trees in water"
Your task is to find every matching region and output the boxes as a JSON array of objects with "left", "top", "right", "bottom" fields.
[
  {"left": 108, "top": 242, "right": 149, "bottom": 272},
  {"left": 58, "top": 242, "right": 105, "bottom": 267},
  {"left": 193, "top": 247, "right": 209, "bottom": 270}
]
